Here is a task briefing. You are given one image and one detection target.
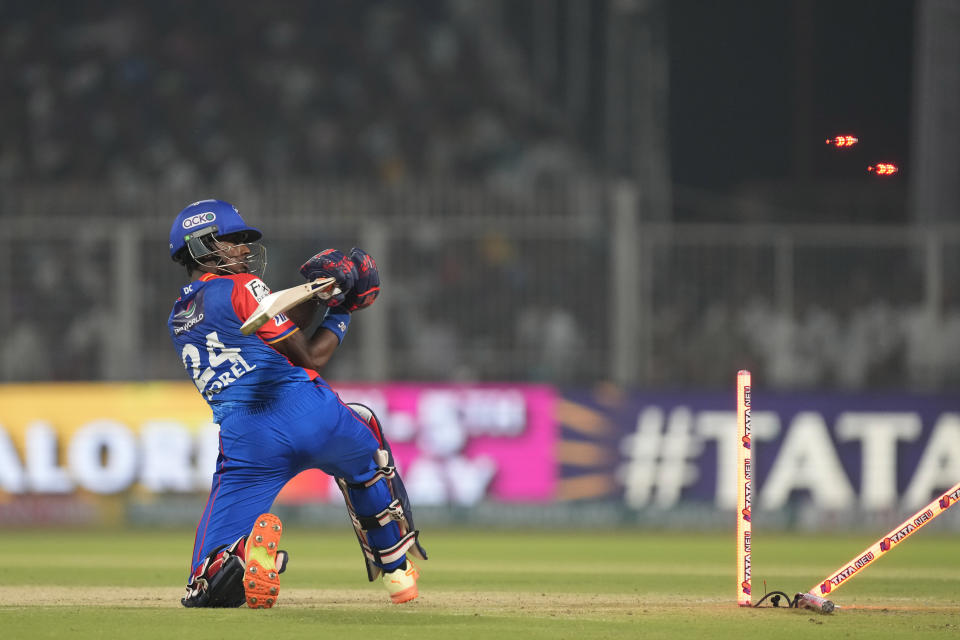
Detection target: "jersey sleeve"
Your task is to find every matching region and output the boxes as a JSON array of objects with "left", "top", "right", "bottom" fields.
[{"left": 228, "top": 273, "right": 300, "bottom": 344}]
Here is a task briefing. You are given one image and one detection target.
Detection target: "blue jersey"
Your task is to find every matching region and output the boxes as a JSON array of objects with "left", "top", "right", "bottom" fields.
[
  {"left": 170, "top": 276, "right": 411, "bottom": 585},
  {"left": 168, "top": 272, "right": 316, "bottom": 423}
]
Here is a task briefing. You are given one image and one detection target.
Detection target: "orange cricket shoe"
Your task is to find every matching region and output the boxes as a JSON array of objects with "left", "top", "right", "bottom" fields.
[
  {"left": 382, "top": 558, "right": 419, "bottom": 604},
  {"left": 243, "top": 513, "right": 283, "bottom": 609}
]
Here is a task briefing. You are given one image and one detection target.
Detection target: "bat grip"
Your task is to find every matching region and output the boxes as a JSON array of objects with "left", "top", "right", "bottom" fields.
[{"left": 310, "top": 278, "right": 341, "bottom": 301}]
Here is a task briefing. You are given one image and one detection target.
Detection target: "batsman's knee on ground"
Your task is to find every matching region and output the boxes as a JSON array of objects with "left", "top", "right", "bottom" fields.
[{"left": 181, "top": 513, "right": 289, "bottom": 609}]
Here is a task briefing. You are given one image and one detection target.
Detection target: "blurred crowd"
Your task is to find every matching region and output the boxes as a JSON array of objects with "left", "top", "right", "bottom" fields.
[
  {"left": 0, "top": 0, "right": 587, "bottom": 190},
  {"left": 1, "top": 1, "right": 956, "bottom": 391},
  {"left": 647, "top": 252, "right": 960, "bottom": 391},
  {"left": 651, "top": 298, "right": 960, "bottom": 392},
  {"left": 3, "top": 218, "right": 959, "bottom": 392}
]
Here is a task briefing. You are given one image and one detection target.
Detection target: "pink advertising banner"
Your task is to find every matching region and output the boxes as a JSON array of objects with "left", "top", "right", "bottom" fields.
[{"left": 277, "top": 383, "right": 558, "bottom": 506}]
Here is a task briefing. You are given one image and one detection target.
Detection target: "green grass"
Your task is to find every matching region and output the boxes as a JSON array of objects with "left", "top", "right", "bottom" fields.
[{"left": 0, "top": 527, "right": 958, "bottom": 639}]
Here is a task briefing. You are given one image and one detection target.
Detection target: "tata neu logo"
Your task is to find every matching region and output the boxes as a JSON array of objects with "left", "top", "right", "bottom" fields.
[{"left": 182, "top": 211, "right": 216, "bottom": 229}]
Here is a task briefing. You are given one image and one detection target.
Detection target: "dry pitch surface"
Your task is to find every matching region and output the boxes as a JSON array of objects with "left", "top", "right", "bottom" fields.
[{"left": 0, "top": 528, "right": 957, "bottom": 639}]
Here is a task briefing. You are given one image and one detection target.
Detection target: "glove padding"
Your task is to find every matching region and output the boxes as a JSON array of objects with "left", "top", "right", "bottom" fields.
[
  {"left": 299, "top": 248, "right": 357, "bottom": 307},
  {"left": 343, "top": 248, "right": 380, "bottom": 312}
]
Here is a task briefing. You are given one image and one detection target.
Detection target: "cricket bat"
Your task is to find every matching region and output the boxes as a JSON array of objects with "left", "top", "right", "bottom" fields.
[{"left": 240, "top": 277, "right": 341, "bottom": 335}]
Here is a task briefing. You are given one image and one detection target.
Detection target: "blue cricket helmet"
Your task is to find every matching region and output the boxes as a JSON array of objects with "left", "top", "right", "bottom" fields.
[{"left": 169, "top": 199, "right": 263, "bottom": 260}]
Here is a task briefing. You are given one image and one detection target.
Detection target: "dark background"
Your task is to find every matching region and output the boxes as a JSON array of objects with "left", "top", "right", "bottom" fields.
[
  {"left": 668, "top": 0, "right": 914, "bottom": 191},
  {"left": 0, "top": 1, "right": 919, "bottom": 209}
]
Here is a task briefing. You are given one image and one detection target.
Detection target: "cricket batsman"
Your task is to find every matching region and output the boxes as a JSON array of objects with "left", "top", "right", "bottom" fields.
[{"left": 167, "top": 199, "right": 426, "bottom": 608}]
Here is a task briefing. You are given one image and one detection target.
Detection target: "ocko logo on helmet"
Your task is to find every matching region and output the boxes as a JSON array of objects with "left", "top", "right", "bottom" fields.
[{"left": 182, "top": 212, "right": 217, "bottom": 229}]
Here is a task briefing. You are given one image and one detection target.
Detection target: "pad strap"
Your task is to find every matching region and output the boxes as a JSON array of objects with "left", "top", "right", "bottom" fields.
[
  {"left": 355, "top": 499, "right": 405, "bottom": 530},
  {"left": 360, "top": 530, "right": 421, "bottom": 567},
  {"left": 347, "top": 464, "right": 396, "bottom": 489}
]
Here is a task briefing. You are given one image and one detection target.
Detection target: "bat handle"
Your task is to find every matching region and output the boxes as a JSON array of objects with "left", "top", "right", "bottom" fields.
[{"left": 310, "top": 277, "right": 341, "bottom": 301}]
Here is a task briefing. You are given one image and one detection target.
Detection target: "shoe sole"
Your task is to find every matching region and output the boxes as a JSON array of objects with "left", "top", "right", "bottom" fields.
[
  {"left": 389, "top": 584, "right": 418, "bottom": 604},
  {"left": 385, "top": 563, "right": 420, "bottom": 604},
  {"left": 244, "top": 513, "right": 283, "bottom": 609}
]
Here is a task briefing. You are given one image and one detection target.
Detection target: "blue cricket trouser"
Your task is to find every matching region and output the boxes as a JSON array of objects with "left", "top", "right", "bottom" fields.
[{"left": 188, "top": 380, "right": 404, "bottom": 576}]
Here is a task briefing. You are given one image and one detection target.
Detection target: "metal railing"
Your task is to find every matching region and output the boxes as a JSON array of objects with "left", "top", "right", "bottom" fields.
[{"left": 1, "top": 182, "right": 957, "bottom": 390}]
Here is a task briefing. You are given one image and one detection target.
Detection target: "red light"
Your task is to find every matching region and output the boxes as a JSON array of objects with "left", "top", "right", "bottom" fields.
[
  {"left": 826, "top": 134, "right": 859, "bottom": 147},
  {"left": 868, "top": 163, "right": 898, "bottom": 176}
]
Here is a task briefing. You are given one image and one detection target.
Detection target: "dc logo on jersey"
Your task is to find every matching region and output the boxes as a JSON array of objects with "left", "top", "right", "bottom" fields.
[
  {"left": 172, "top": 290, "right": 207, "bottom": 335},
  {"left": 244, "top": 278, "right": 271, "bottom": 303},
  {"left": 182, "top": 212, "right": 217, "bottom": 229}
]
